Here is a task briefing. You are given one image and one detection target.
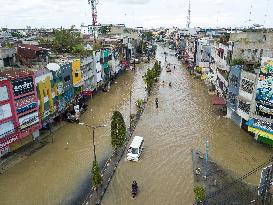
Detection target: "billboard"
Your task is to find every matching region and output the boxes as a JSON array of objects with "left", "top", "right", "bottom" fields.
[
  {"left": 19, "top": 111, "right": 39, "bottom": 130},
  {"left": 11, "top": 76, "right": 34, "bottom": 96},
  {"left": 256, "top": 60, "right": 273, "bottom": 104}
]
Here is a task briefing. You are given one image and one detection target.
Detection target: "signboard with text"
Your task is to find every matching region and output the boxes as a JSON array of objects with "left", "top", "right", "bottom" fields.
[{"left": 11, "top": 77, "right": 34, "bottom": 96}]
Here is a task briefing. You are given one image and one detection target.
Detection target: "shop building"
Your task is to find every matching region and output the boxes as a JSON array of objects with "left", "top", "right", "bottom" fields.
[
  {"left": 226, "top": 65, "right": 242, "bottom": 126},
  {"left": 0, "top": 69, "right": 41, "bottom": 153},
  {"left": 247, "top": 58, "right": 273, "bottom": 146},
  {"left": 0, "top": 77, "right": 18, "bottom": 156},
  {"left": 35, "top": 68, "right": 56, "bottom": 127}
]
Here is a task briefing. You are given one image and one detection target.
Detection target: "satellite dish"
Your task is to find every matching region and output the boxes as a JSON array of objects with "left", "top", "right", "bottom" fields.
[{"left": 47, "top": 63, "right": 60, "bottom": 71}]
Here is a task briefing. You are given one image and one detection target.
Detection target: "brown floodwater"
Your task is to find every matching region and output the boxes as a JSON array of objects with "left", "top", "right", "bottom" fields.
[
  {"left": 0, "top": 66, "right": 146, "bottom": 205},
  {"left": 101, "top": 46, "right": 272, "bottom": 205},
  {"left": 0, "top": 46, "right": 271, "bottom": 205}
]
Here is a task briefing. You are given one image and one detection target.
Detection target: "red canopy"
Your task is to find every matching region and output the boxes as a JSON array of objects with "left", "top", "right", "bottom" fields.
[{"left": 211, "top": 95, "right": 225, "bottom": 105}]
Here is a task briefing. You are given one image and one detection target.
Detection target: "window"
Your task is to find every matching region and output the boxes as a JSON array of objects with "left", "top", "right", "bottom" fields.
[
  {"left": 241, "top": 79, "right": 254, "bottom": 94},
  {"left": 75, "top": 73, "right": 79, "bottom": 78},
  {"left": 228, "top": 92, "right": 236, "bottom": 105},
  {"left": 238, "top": 100, "right": 250, "bottom": 113},
  {"left": 132, "top": 148, "right": 138, "bottom": 154}
]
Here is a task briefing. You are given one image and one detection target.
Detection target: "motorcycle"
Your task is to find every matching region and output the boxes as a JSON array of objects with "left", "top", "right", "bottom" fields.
[{"left": 131, "top": 181, "right": 138, "bottom": 198}]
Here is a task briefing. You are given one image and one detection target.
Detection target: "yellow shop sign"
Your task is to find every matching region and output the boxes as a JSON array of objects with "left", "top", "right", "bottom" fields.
[{"left": 248, "top": 126, "right": 273, "bottom": 140}]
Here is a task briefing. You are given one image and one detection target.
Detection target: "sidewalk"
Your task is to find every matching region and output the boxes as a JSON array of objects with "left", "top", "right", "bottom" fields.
[
  {"left": 83, "top": 102, "right": 146, "bottom": 205},
  {"left": 192, "top": 149, "right": 261, "bottom": 205}
]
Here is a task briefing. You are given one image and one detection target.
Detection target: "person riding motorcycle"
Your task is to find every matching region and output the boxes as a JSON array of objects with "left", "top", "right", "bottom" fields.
[{"left": 132, "top": 180, "right": 138, "bottom": 191}]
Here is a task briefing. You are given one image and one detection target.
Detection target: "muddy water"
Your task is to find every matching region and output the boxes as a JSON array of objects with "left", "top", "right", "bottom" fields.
[
  {"left": 0, "top": 67, "right": 150, "bottom": 205},
  {"left": 101, "top": 46, "right": 272, "bottom": 205}
]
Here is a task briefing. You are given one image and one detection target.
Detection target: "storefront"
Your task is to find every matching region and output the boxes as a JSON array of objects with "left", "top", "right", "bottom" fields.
[
  {"left": 35, "top": 69, "right": 56, "bottom": 127},
  {"left": 0, "top": 69, "right": 41, "bottom": 154},
  {"left": 247, "top": 118, "right": 273, "bottom": 146},
  {"left": 0, "top": 77, "right": 19, "bottom": 156}
]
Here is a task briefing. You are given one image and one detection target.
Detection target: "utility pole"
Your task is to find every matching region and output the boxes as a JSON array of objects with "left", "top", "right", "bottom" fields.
[
  {"left": 129, "top": 90, "right": 132, "bottom": 131},
  {"left": 186, "top": 0, "right": 191, "bottom": 29},
  {"left": 88, "top": 0, "right": 98, "bottom": 42},
  {"left": 92, "top": 127, "right": 97, "bottom": 162},
  {"left": 205, "top": 139, "right": 209, "bottom": 178}
]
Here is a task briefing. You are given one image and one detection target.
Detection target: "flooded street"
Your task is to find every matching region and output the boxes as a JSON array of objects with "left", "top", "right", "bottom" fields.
[
  {"left": 101, "top": 46, "right": 272, "bottom": 205},
  {"left": 0, "top": 46, "right": 271, "bottom": 205},
  {"left": 0, "top": 67, "right": 147, "bottom": 205}
]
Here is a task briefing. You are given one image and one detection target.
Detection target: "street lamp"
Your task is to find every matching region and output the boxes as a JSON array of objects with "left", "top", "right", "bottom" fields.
[{"left": 79, "top": 123, "right": 107, "bottom": 161}]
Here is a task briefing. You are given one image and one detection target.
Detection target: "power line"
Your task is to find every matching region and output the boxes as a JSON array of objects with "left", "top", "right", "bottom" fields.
[{"left": 204, "top": 156, "right": 273, "bottom": 202}]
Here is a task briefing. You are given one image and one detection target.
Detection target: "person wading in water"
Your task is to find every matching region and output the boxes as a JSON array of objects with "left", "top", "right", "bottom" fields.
[{"left": 155, "top": 97, "right": 159, "bottom": 108}]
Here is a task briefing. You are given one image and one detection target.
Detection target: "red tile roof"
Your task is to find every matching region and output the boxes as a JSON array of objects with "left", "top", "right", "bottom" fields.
[
  {"left": 0, "top": 68, "right": 34, "bottom": 80},
  {"left": 18, "top": 44, "right": 43, "bottom": 52}
]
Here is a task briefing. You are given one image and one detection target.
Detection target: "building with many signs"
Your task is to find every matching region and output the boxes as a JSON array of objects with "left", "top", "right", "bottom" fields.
[{"left": 0, "top": 69, "right": 41, "bottom": 156}]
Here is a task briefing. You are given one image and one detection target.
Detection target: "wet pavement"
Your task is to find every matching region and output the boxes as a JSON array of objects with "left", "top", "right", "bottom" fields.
[
  {"left": 0, "top": 46, "right": 271, "bottom": 205},
  {"left": 101, "top": 46, "right": 272, "bottom": 205}
]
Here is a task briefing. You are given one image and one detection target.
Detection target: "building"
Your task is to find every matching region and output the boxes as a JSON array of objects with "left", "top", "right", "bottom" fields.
[
  {"left": 0, "top": 47, "right": 16, "bottom": 69},
  {"left": 0, "top": 69, "right": 41, "bottom": 154},
  {"left": 35, "top": 68, "right": 56, "bottom": 128},
  {"left": 247, "top": 58, "right": 273, "bottom": 146},
  {"left": 226, "top": 65, "right": 242, "bottom": 126}
]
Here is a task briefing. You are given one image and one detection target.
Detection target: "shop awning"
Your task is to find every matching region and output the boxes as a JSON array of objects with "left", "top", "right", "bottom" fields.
[
  {"left": 211, "top": 95, "right": 225, "bottom": 105},
  {"left": 81, "top": 90, "right": 93, "bottom": 96}
]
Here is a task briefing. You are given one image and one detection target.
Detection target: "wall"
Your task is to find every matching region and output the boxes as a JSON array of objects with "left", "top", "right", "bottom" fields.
[
  {"left": 255, "top": 58, "right": 273, "bottom": 119},
  {"left": 72, "top": 59, "right": 82, "bottom": 86},
  {"left": 230, "top": 32, "right": 273, "bottom": 61}
]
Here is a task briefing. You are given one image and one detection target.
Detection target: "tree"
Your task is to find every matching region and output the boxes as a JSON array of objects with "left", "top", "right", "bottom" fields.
[
  {"left": 111, "top": 111, "right": 126, "bottom": 151},
  {"left": 92, "top": 160, "right": 102, "bottom": 188},
  {"left": 38, "top": 26, "right": 84, "bottom": 55},
  {"left": 142, "top": 32, "right": 154, "bottom": 42},
  {"left": 143, "top": 61, "right": 161, "bottom": 93},
  {"left": 193, "top": 185, "right": 206, "bottom": 203},
  {"left": 99, "top": 26, "right": 111, "bottom": 35}
]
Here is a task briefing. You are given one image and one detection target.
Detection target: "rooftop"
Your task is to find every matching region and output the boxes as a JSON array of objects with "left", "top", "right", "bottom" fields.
[{"left": 0, "top": 68, "right": 34, "bottom": 79}]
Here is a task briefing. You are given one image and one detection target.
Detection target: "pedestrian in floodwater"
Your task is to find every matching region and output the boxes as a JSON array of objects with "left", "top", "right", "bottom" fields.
[{"left": 155, "top": 97, "right": 159, "bottom": 109}]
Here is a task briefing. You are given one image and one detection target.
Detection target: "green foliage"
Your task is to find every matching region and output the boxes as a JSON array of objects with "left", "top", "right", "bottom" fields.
[
  {"left": 2, "top": 42, "right": 13, "bottom": 48},
  {"left": 135, "top": 99, "right": 144, "bottom": 109},
  {"left": 38, "top": 26, "right": 85, "bottom": 55},
  {"left": 111, "top": 111, "right": 126, "bottom": 151},
  {"left": 253, "top": 61, "right": 261, "bottom": 69},
  {"left": 193, "top": 185, "right": 206, "bottom": 202},
  {"left": 99, "top": 26, "right": 111, "bottom": 35},
  {"left": 217, "top": 34, "right": 230, "bottom": 45},
  {"left": 143, "top": 61, "right": 161, "bottom": 93},
  {"left": 142, "top": 32, "right": 154, "bottom": 41},
  {"left": 11, "top": 31, "right": 23, "bottom": 38},
  {"left": 230, "top": 58, "right": 245, "bottom": 66},
  {"left": 136, "top": 40, "right": 147, "bottom": 54},
  {"left": 92, "top": 160, "right": 102, "bottom": 188}
]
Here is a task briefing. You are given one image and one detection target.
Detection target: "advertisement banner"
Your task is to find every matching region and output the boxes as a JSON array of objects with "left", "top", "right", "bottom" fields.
[
  {"left": 15, "top": 95, "right": 37, "bottom": 113},
  {"left": 11, "top": 77, "right": 34, "bottom": 96},
  {"left": 19, "top": 111, "right": 39, "bottom": 130},
  {"left": 256, "top": 60, "right": 273, "bottom": 104},
  {"left": 247, "top": 118, "right": 273, "bottom": 134}
]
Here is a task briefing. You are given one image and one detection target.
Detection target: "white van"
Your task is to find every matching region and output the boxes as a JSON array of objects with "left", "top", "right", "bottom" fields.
[{"left": 127, "top": 136, "right": 144, "bottom": 161}]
